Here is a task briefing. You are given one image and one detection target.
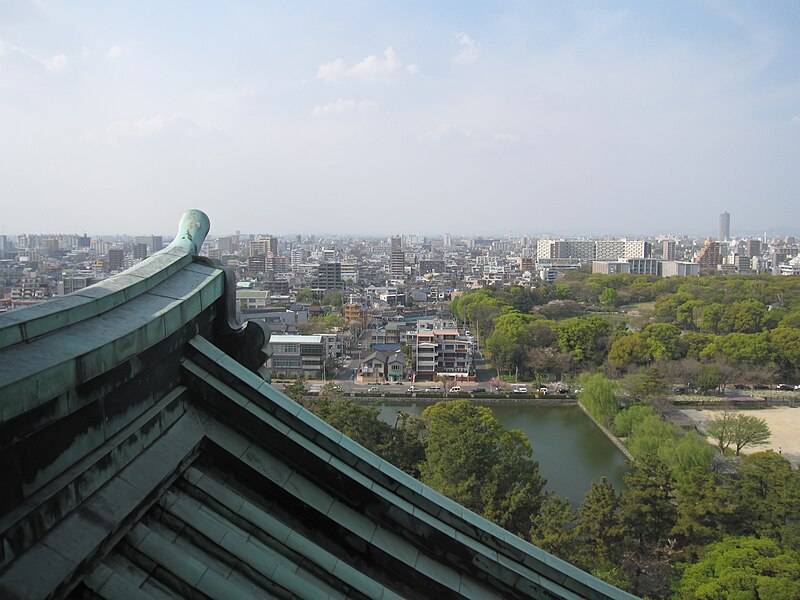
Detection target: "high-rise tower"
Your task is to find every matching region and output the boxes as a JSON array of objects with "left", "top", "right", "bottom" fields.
[{"left": 718, "top": 211, "right": 730, "bottom": 241}]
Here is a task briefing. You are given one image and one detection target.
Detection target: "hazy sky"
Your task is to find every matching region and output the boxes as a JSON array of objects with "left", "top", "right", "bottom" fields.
[{"left": 2, "top": 1, "right": 799, "bottom": 237}]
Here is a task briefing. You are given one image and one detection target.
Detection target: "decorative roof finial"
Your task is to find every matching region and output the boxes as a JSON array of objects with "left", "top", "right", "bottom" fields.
[{"left": 170, "top": 209, "right": 210, "bottom": 256}]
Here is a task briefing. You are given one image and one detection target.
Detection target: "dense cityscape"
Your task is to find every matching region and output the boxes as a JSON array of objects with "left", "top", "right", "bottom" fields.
[
  {"left": 4, "top": 1, "right": 800, "bottom": 597},
  {"left": 2, "top": 209, "right": 800, "bottom": 598}
]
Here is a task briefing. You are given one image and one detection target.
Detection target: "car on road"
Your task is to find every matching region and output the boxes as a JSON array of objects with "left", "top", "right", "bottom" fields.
[
  {"left": 513, "top": 387, "right": 528, "bottom": 394},
  {"left": 777, "top": 383, "right": 794, "bottom": 391},
  {"left": 367, "top": 387, "right": 379, "bottom": 392},
  {"left": 407, "top": 386, "right": 416, "bottom": 392},
  {"left": 450, "top": 386, "right": 462, "bottom": 393},
  {"left": 426, "top": 386, "right": 442, "bottom": 392},
  {"left": 472, "top": 387, "right": 486, "bottom": 393},
  {"left": 538, "top": 386, "right": 549, "bottom": 394}
]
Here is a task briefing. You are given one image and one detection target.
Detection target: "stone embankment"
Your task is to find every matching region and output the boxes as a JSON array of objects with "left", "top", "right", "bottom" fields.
[{"left": 576, "top": 401, "right": 635, "bottom": 461}]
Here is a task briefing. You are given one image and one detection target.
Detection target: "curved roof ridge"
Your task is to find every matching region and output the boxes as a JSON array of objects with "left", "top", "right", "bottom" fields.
[{"left": 0, "top": 210, "right": 210, "bottom": 351}]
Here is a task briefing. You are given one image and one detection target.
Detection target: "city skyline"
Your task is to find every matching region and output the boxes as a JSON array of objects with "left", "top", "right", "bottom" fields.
[{"left": 2, "top": 1, "right": 800, "bottom": 235}]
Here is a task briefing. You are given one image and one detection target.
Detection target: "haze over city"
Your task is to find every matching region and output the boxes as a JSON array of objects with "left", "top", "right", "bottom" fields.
[{"left": 2, "top": 1, "right": 800, "bottom": 236}]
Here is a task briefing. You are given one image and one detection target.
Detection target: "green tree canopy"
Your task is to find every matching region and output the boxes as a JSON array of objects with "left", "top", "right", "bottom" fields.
[
  {"left": 674, "top": 536, "right": 800, "bottom": 600},
  {"left": 419, "top": 401, "right": 546, "bottom": 536},
  {"left": 554, "top": 316, "right": 611, "bottom": 365},
  {"left": 577, "top": 374, "right": 619, "bottom": 425},
  {"left": 706, "top": 411, "right": 771, "bottom": 455},
  {"left": 573, "top": 477, "right": 622, "bottom": 569}
]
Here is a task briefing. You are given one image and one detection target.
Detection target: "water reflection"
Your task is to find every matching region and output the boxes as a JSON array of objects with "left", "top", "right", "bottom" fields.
[{"left": 378, "top": 403, "right": 628, "bottom": 506}]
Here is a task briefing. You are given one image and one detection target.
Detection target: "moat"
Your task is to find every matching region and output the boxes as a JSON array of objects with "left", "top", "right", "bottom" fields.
[{"left": 378, "top": 403, "right": 628, "bottom": 506}]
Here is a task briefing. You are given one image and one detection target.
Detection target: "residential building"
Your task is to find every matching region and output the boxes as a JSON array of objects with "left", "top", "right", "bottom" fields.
[
  {"left": 389, "top": 236, "right": 405, "bottom": 278},
  {"left": 358, "top": 348, "right": 407, "bottom": 383},
  {"left": 266, "top": 334, "right": 327, "bottom": 378},
  {"left": 410, "top": 319, "right": 473, "bottom": 382},
  {"left": 696, "top": 238, "right": 722, "bottom": 270}
]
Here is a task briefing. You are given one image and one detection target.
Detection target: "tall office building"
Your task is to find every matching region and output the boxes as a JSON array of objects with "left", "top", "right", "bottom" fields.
[
  {"left": 135, "top": 235, "right": 163, "bottom": 254},
  {"left": 745, "top": 239, "right": 762, "bottom": 258},
  {"left": 316, "top": 262, "right": 343, "bottom": 290},
  {"left": 108, "top": 248, "right": 125, "bottom": 271},
  {"left": 718, "top": 211, "right": 730, "bottom": 241},
  {"left": 133, "top": 243, "right": 148, "bottom": 261},
  {"left": 662, "top": 239, "right": 676, "bottom": 261}
]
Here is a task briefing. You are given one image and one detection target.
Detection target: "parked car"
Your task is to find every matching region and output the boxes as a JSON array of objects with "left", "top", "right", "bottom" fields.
[
  {"left": 777, "top": 383, "right": 794, "bottom": 391},
  {"left": 538, "top": 386, "right": 549, "bottom": 394},
  {"left": 472, "top": 387, "right": 486, "bottom": 393},
  {"left": 367, "top": 387, "right": 379, "bottom": 392},
  {"left": 513, "top": 387, "right": 528, "bottom": 394},
  {"left": 450, "top": 386, "right": 462, "bottom": 393},
  {"left": 407, "top": 386, "right": 416, "bottom": 392}
]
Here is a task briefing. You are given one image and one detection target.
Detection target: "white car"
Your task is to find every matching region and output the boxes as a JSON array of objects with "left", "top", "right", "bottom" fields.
[
  {"left": 450, "top": 386, "right": 462, "bottom": 393},
  {"left": 513, "top": 387, "right": 528, "bottom": 394}
]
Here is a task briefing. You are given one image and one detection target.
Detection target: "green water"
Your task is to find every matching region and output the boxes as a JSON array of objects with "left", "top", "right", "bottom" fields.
[{"left": 378, "top": 403, "right": 628, "bottom": 506}]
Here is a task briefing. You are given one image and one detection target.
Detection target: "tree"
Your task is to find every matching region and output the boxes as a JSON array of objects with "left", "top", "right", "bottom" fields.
[
  {"left": 732, "top": 451, "right": 800, "bottom": 545},
  {"left": 613, "top": 405, "right": 656, "bottom": 438},
  {"left": 771, "top": 326, "right": 800, "bottom": 376},
  {"left": 419, "top": 401, "right": 545, "bottom": 536},
  {"left": 607, "top": 333, "right": 661, "bottom": 370},
  {"left": 309, "top": 392, "right": 425, "bottom": 477},
  {"left": 573, "top": 477, "right": 622, "bottom": 568},
  {"left": 282, "top": 379, "right": 307, "bottom": 402},
  {"left": 673, "top": 536, "right": 800, "bottom": 600},
  {"left": 707, "top": 411, "right": 770, "bottom": 455},
  {"left": 529, "top": 492, "right": 575, "bottom": 560},
  {"left": 577, "top": 374, "right": 618, "bottom": 425},
  {"left": 705, "top": 411, "right": 737, "bottom": 453},
  {"left": 642, "top": 323, "right": 686, "bottom": 360},
  {"left": 553, "top": 316, "right": 611, "bottom": 365},
  {"left": 485, "top": 310, "right": 533, "bottom": 376},
  {"left": 599, "top": 287, "right": 619, "bottom": 308},
  {"left": 619, "top": 455, "right": 677, "bottom": 596},
  {"left": 671, "top": 467, "right": 737, "bottom": 561}
]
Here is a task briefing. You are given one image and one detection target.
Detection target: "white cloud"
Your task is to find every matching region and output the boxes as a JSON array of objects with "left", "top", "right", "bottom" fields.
[
  {"left": 317, "top": 47, "right": 415, "bottom": 84},
  {"left": 425, "top": 124, "right": 522, "bottom": 146},
  {"left": 454, "top": 32, "right": 480, "bottom": 64},
  {"left": 317, "top": 58, "right": 347, "bottom": 82},
  {"left": 42, "top": 53, "right": 68, "bottom": 72},
  {"left": 791, "top": 116, "right": 800, "bottom": 126},
  {"left": 106, "top": 45, "right": 122, "bottom": 61},
  {"left": 425, "top": 124, "right": 472, "bottom": 143},
  {"left": 106, "top": 113, "right": 198, "bottom": 138},
  {"left": 311, "top": 99, "right": 377, "bottom": 117}
]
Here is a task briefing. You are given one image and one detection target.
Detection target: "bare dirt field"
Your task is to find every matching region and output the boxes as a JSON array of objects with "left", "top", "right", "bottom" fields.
[{"left": 681, "top": 406, "right": 800, "bottom": 467}]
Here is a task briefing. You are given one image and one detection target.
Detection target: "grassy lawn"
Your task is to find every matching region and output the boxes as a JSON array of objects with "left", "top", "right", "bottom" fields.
[{"left": 619, "top": 301, "right": 655, "bottom": 314}]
